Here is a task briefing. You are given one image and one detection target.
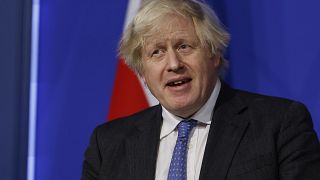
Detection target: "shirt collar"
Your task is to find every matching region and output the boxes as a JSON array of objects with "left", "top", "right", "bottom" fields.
[{"left": 160, "top": 79, "right": 221, "bottom": 139}]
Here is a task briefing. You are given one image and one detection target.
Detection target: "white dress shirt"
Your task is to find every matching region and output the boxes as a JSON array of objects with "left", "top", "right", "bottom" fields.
[{"left": 155, "top": 79, "right": 221, "bottom": 180}]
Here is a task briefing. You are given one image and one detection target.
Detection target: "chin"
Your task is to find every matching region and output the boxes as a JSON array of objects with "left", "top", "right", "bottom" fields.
[{"left": 168, "top": 104, "right": 198, "bottom": 118}]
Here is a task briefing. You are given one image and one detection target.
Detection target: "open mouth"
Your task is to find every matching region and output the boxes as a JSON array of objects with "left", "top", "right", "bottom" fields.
[{"left": 166, "top": 78, "right": 192, "bottom": 87}]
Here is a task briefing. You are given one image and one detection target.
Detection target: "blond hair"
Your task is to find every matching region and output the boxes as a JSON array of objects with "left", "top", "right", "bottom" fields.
[{"left": 119, "top": 0, "right": 230, "bottom": 75}]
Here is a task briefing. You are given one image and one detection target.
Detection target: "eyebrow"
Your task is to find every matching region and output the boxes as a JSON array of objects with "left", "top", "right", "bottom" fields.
[{"left": 146, "top": 36, "right": 195, "bottom": 46}]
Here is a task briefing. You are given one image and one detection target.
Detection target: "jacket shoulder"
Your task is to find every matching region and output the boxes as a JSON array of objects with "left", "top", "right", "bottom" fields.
[
  {"left": 94, "top": 105, "right": 161, "bottom": 141},
  {"left": 235, "top": 89, "right": 307, "bottom": 109},
  {"left": 233, "top": 89, "right": 313, "bottom": 129}
]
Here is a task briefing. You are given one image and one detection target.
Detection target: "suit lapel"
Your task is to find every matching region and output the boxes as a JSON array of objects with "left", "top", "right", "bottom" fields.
[
  {"left": 199, "top": 83, "right": 250, "bottom": 180},
  {"left": 125, "top": 106, "right": 162, "bottom": 180}
]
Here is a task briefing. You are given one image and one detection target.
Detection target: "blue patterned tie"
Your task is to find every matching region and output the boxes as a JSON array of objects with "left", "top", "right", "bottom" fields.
[{"left": 168, "top": 120, "right": 197, "bottom": 180}]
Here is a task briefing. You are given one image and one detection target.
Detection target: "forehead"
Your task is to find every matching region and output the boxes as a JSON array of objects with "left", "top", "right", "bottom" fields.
[{"left": 143, "top": 15, "right": 198, "bottom": 45}]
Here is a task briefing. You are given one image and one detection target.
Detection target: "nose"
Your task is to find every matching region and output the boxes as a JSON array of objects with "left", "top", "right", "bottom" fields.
[{"left": 167, "top": 49, "right": 183, "bottom": 72}]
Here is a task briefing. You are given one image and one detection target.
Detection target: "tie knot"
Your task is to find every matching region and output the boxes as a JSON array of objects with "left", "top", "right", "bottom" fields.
[{"left": 177, "top": 120, "right": 197, "bottom": 139}]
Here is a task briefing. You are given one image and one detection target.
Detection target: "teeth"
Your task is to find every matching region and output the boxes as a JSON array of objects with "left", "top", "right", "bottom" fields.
[
  {"left": 173, "top": 80, "right": 183, "bottom": 85},
  {"left": 167, "top": 78, "right": 192, "bottom": 87},
  {"left": 168, "top": 79, "right": 190, "bottom": 86}
]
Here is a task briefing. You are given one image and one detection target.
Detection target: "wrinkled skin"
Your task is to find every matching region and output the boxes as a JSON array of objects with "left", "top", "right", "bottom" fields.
[{"left": 141, "top": 15, "right": 220, "bottom": 118}]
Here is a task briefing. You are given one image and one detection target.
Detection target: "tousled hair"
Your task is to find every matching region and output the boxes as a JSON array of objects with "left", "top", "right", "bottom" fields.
[{"left": 119, "top": 0, "right": 230, "bottom": 75}]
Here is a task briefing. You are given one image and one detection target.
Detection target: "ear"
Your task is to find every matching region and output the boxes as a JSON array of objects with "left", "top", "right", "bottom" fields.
[{"left": 212, "top": 52, "right": 221, "bottom": 68}]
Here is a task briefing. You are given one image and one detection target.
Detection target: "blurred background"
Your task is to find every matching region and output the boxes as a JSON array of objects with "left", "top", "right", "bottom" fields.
[{"left": 1, "top": 0, "right": 319, "bottom": 179}]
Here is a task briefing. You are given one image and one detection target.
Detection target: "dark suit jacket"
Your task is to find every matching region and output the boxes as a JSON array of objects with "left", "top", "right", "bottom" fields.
[{"left": 82, "top": 83, "right": 320, "bottom": 180}]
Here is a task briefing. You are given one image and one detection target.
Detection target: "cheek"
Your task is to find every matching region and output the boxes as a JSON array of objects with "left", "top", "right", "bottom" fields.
[
  {"left": 143, "top": 67, "right": 159, "bottom": 88},
  {"left": 196, "top": 60, "right": 218, "bottom": 83},
  {"left": 143, "top": 71, "right": 152, "bottom": 85},
  {"left": 143, "top": 61, "right": 166, "bottom": 80}
]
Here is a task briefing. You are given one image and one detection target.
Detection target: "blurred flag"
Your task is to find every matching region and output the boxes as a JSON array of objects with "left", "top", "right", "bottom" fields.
[{"left": 108, "top": 0, "right": 158, "bottom": 120}]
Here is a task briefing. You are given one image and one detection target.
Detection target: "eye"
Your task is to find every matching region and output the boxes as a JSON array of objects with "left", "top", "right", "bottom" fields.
[
  {"left": 178, "top": 44, "right": 192, "bottom": 53},
  {"left": 180, "top": 44, "right": 189, "bottom": 49},
  {"left": 152, "top": 49, "right": 160, "bottom": 55},
  {"left": 151, "top": 49, "right": 165, "bottom": 57}
]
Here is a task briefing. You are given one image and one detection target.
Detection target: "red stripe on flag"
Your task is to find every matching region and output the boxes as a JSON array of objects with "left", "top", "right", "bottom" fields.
[{"left": 108, "top": 59, "right": 149, "bottom": 121}]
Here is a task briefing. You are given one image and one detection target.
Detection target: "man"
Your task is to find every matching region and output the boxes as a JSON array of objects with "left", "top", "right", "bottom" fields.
[{"left": 82, "top": 0, "right": 320, "bottom": 179}]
